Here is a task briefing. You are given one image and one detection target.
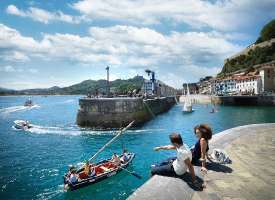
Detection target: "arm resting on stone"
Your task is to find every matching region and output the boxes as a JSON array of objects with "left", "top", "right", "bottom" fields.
[{"left": 184, "top": 158, "right": 196, "bottom": 182}]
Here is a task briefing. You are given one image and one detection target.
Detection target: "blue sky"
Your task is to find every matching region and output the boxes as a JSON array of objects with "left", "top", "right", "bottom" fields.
[{"left": 0, "top": 0, "right": 274, "bottom": 89}]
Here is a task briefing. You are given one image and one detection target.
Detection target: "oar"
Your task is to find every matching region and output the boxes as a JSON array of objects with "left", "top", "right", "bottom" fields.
[
  {"left": 118, "top": 166, "right": 142, "bottom": 179},
  {"left": 88, "top": 121, "right": 135, "bottom": 162},
  {"left": 109, "top": 160, "right": 142, "bottom": 179}
]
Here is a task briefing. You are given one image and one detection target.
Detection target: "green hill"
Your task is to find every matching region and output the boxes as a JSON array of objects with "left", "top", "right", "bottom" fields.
[
  {"left": 218, "top": 19, "right": 275, "bottom": 77},
  {"left": 0, "top": 76, "right": 145, "bottom": 95},
  {"left": 256, "top": 19, "right": 275, "bottom": 44}
]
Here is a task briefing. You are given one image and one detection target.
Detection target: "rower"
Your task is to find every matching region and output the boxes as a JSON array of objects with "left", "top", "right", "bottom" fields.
[
  {"left": 83, "top": 160, "right": 96, "bottom": 177},
  {"left": 120, "top": 149, "right": 129, "bottom": 163},
  {"left": 83, "top": 160, "right": 91, "bottom": 176},
  {"left": 111, "top": 153, "right": 121, "bottom": 167},
  {"left": 69, "top": 168, "right": 78, "bottom": 184},
  {"left": 90, "top": 163, "right": 96, "bottom": 177}
]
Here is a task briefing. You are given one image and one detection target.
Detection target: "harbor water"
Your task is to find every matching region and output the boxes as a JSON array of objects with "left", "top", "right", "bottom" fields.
[{"left": 1, "top": 95, "right": 275, "bottom": 200}]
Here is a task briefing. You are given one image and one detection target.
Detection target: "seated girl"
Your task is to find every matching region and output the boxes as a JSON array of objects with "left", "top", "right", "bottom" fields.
[{"left": 192, "top": 124, "right": 213, "bottom": 173}]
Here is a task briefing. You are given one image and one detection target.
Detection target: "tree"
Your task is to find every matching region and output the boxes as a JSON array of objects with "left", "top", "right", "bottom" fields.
[{"left": 256, "top": 19, "right": 275, "bottom": 44}]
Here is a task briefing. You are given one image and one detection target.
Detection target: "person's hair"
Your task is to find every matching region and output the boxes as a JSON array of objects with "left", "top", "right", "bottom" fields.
[
  {"left": 169, "top": 133, "right": 183, "bottom": 145},
  {"left": 194, "top": 124, "right": 212, "bottom": 140}
]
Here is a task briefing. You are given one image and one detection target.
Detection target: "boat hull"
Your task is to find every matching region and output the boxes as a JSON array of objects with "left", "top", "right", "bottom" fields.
[
  {"left": 14, "top": 120, "right": 32, "bottom": 130},
  {"left": 64, "top": 153, "right": 135, "bottom": 191},
  {"left": 182, "top": 103, "right": 193, "bottom": 113}
]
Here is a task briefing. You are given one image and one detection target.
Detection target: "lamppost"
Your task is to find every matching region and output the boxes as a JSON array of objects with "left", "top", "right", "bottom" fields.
[{"left": 106, "top": 66, "right": 110, "bottom": 97}]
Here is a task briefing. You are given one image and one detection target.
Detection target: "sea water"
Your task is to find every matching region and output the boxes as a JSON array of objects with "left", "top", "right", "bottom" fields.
[{"left": 0, "top": 95, "right": 275, "bottom": 200}]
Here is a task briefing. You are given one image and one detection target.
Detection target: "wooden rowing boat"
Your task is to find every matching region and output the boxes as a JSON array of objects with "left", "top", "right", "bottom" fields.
[{"left": 63, "top": 152, "right": 135, "bottom": 191}]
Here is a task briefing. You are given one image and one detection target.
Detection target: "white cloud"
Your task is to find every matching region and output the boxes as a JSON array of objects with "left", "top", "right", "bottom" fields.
[
  {"left": 0, "top": 80, "right": 47, "bottom": 90},
  {"left": 0, "top": 23, "right": 243, "bottom": 87},
  {"left": 28, "top": 68, "right": 38, "bottom": 74},
  {"left": 0, "top": 65, "right": 38, "bottom": 74},
  {"left": 72, "top": 0, "right": 275, "bottom": 31},
  {"left": 1, "top": 51, "right": 30, "bottom": 62},
  {"left": 6, "top": 4, "right": 83, "bottom": 24},
  {"left": 0, "top": 24, "right": 44, "bottom": 52},
  {"left": 0, "top": 65, "right": 16, "bottom": 72}
]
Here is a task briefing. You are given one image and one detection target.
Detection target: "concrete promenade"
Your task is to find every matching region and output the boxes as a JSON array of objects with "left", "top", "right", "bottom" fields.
[{"left": 128, "top": 123, "right": 275, "bottom": 200}]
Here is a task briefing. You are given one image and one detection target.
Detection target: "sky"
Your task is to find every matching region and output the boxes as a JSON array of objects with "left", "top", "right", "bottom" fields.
[{"left": 0, "top": 0, "right": 274, "bottom": 90}]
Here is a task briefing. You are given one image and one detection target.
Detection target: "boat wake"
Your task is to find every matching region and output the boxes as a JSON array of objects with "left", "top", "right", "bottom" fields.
[
  {"left": 15, "top": 123, "right": 165, "bottom": 136},
  {"left": 63, "top": 99, "right": 75, "bottom": 103},
  {"left": 0, "top": 105, "right": 40, "bottom": 114},
  {"left": 36, "top": 184, "right": 64, "bottom": 200}
]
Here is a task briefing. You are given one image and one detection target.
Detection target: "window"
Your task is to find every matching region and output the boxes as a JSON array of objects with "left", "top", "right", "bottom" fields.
[{"left": 267, "top": 69, "right": 271, "bottom": 78}]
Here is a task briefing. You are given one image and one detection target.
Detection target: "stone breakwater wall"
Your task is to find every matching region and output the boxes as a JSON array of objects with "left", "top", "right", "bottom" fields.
[
  {"left": 76, "top": 97, "right": 176, "bottom": 129},
  {"left": 211, "top": 95, "right": 275, "bottom": 106}
]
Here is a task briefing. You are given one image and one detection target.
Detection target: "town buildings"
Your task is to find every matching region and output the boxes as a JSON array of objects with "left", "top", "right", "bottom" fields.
[
  {"left": 187, "top": 61, "right": 275, "bottom": 96},
  {"left": 141, "top": 79, "right": 177, "bottom": 97}
]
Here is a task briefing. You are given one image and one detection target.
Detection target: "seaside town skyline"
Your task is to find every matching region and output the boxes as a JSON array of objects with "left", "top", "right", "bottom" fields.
[{"left": 0, "top": 0, "right": 275, "bottom": 90}]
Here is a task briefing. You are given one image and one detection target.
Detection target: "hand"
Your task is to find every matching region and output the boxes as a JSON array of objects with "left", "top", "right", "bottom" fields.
[
  {"left": 192, "top": 179, "right": 201, "bottom": 188},
  {"left": 154, "top": 147, "right": 161, "bottom": 151},
  {"left": 201, "top": 167, "right": 208, "bottom": 174}
]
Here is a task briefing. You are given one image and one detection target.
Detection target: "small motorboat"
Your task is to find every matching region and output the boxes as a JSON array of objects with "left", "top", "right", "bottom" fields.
[
  {"left": 64, "top": 152, "right": 135, "bottom": 191},
  {"left": 24, "top": 98, "right": 33, "bottom": 107},
  {"left": 14, "top": 120, "right": 33, "bottom": 130}
]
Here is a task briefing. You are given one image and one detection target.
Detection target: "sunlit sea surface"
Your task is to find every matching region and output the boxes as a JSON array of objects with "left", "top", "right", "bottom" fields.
[{"left": 1, "top": 95, "right": 275, "bottom": 199}]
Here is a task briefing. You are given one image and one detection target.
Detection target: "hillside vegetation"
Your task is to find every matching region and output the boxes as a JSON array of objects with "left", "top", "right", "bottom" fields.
[
  {"left": 0, "top": 76, "right": 145, "bottom": 95},
  {"left": 219, "top": 19, "right": 275, "bottom": 77}
]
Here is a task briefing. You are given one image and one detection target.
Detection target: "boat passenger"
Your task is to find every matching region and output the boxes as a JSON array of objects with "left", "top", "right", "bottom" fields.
[
  {"left": 120, "top": 149, "right": 129, "bottom": 163},
  {"left": 84, "top": 160, "right": 91, "bottom": 176},
  {"left": 152, "top": 133, "right": 196, "bottom": 183},
  {"left": 69, "top": 169, "right": 78, "bottom": 184},
  {"left": 90, "top": 163, "right": 96, "bottom": 177},
  {"left": 111, "top": 153, "right": 121, "bottom": 167},
  {"left": 68, "top": 165, "right": 75, "bottom": 175},
  {"left": 191, "top": 124, "right": 213, "bottom": 173}
]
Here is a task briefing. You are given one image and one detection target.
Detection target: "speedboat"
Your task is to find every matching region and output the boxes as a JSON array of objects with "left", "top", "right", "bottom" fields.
[
  {"left": 14, "top": 120, "right": 33, "bottom": 130},
  {"left": 63, "top": 152, "right": 135, "bottom": 191},
  {"left": 24, "top": 98, "right": 33, "bottom": 107}
]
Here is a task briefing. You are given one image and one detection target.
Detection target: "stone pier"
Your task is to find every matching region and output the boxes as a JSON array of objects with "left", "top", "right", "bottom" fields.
[
  {"left": 76, "top": 97, "right": 176, "bottom": 129},
  {"left": 211, "top": 95, "right": 275, "bottom": 106},
  {"left": 128, "top": 123, "right": 275, "bottom": 200}
]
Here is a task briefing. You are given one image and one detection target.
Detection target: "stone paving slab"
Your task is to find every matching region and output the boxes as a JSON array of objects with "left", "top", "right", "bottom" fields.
[{"left": 128, "top": 123, "right": 275, "bottom": 200}]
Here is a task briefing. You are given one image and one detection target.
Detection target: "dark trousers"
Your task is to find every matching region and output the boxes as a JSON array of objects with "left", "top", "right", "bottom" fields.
[{"left": 151, "top": 157, "right": 177, "bottom": 177}]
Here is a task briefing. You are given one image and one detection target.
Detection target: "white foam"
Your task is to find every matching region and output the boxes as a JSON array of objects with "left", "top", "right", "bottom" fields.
[
  {"left": 25, "top": 124, "right": 114, "bottom": 136},
  {"left": 36, "top": 185, "right": 64, "bottom": 200},
  {"left": 27, "top": 126, "right": 165, "bottom": 136},
  {"left": 0, "top": 104, "right": 40, "bottom": 114},
  {"left": 63, "top": 99, "right": 75, "bottom": 103}
]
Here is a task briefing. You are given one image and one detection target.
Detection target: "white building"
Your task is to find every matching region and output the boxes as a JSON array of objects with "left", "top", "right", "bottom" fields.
[
  {"left": 259, "top": 66, "right": 275, "bottom": 93},
  {"left": 212, "top": 75, "right": 262, "bottom": 95},
  {"left": 235, "top": 76, "right": 262, "bottom": 95},
  {"left": 141, "top": 79, "right": 176, "bottom": 96}
]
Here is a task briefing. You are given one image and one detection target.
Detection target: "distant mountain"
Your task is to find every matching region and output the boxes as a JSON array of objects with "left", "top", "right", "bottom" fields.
[
  {"left": 0, "top": 76, "right": 145, "bottom": 95},
  {"left": 0, "top": 87, "right": 17, "bottom": 95}
]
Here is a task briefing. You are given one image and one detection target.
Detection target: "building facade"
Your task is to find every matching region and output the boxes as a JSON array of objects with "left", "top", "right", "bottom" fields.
[
  {"left": 259, "top": 66, "right": 275, "bottom": 93},
  {"left": 141, "top": 79, "right": 177, "bottom": 97},
  {"left": 211, "top": 62, "right": 275, "bottom": 96}
]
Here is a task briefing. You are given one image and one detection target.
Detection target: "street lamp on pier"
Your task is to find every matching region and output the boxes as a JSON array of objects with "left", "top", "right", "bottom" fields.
[{"left": 106, "top": 66, "right": 110, "bottom": 97}]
